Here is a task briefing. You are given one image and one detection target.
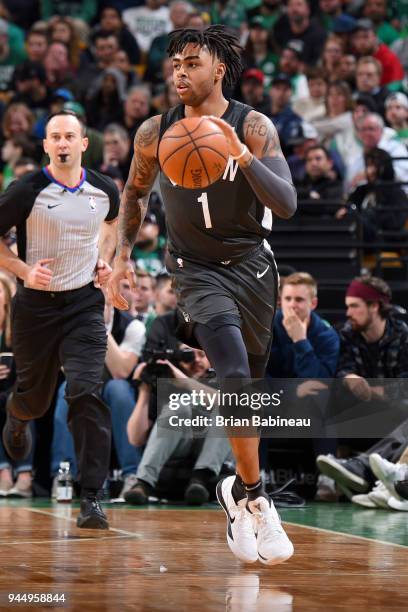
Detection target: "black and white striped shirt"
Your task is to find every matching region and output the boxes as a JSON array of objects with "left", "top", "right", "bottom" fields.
[{"left": 0, "top": 168, "right": 120, "bottom": 291}]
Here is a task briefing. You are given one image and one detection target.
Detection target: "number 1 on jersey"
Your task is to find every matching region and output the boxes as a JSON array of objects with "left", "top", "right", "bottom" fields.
[{"left": 197, "top": 192, "right": 212, "bottom": 229}]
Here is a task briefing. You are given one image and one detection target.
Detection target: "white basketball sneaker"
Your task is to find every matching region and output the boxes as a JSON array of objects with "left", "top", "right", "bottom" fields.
[
  {"left": 247, "top": 496, "right": 294, "bottom": 566},
  {"left": 367, "top": 481, "right": 391, "bottom": 508},
  {"left": 369, "top": 453, "right": 408, "bottom": 498},
  {"left": 388, "top": 496, "right": 408, "bottom": 511},
  {"left": 216, "top": 476, "right": 258, "bottom": 563}
]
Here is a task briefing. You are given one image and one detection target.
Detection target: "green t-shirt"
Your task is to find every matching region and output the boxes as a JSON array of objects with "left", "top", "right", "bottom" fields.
[
  {"left": 1, "top": 165, "right": 14, "bottom": 192},
  {"left": 3, "top": 22, "right": 26, "bottom": 65},
  {"left": 0, "top": 22, "right": 26, "bottom": 67},
  {"left": 0, "top": 23, "right": 26, "bottom": 90},
  {"left": 210, "top": 0, "right": 248, "bottom": 31},
  {"left": 253, "top": 11, "right": 282, "bottom": 30},
  {"left": 131, "top": 236, "right": 166, "bottom": 276},
  {"left": 376, "top": 22, "right": 401, "bottom": 46},
  {"left": 41, "top": 0, "right": 97, "bottom": 22},
  {"left": 389, "top": 0, "right": 408, "bottom": 27},
  {"left": 395, "top": 128, "right": 408, "bottom": 147},
  {"left": 255, "top": 52, "right": 279, "bottom": 91},
  {"left": 242, "top": 0, "right": 262, "bottom": 8},
  {"left": 320, "top": 13, "right": 333, "bottom": 32}
]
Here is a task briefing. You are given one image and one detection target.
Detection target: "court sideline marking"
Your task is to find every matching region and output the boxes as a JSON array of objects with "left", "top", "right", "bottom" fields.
[
  {"left": 2, "top": 507, "right": 406, "bottom": 552},
  {"left": 284, "top": 520, "right": 408, "bottom": 550},
  {"left": 24, "top": 507, "right": 142, "bottom": 538},
  {"left": 0, "top": 535, "right": 132, "bottom": 546}
]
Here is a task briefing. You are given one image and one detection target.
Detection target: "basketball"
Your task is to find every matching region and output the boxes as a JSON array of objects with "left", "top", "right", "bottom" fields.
[{"left": 158, "top": 117, "right": 229, "bottom": 189}]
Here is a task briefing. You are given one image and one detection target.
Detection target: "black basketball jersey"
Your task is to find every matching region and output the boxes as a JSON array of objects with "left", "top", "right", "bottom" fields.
[{"left": 158, "top": 99, "right": 272, "bottom": 265}]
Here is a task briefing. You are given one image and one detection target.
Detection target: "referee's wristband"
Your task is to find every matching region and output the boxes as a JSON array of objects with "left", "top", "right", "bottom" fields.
[{"left": 231, "top": 145, "right": 249, "bottom": 161}]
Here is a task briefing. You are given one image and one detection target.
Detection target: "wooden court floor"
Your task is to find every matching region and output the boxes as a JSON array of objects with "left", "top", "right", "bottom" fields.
[{"left": 0, "top": 500, "right": 407, "bottom": 611}]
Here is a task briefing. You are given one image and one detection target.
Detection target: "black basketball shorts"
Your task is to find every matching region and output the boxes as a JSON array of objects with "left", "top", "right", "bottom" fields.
[{"left": 167, "top": 243, "right": 279, "bottom": 356}]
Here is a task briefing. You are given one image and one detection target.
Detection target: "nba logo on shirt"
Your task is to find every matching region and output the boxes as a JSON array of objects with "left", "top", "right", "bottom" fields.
[{"left": 89, "top": 196, "right": 96, "bottom": 212}]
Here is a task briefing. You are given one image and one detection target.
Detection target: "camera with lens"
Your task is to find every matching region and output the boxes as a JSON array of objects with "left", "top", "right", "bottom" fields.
[{"left": 140, "top": 346, "right": 195, "bottom": 387}]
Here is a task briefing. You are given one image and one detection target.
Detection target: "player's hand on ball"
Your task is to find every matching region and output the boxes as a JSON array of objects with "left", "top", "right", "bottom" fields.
[
  {"left": 204, "top": 116, "right": 245, "bottom": 158},
  {"left": 107, "top": 257, "right": 137, "bottom": 310},
  {"left": 24, "top": 258, "right": 54, "bottom": 289}
]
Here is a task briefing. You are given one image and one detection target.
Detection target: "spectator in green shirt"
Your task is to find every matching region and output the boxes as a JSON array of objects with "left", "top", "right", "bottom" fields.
[
  {"left": 317, "top": 0, "right": 343, "bottom": 32},
  {"left": 242, "top": 16, "right": 278, "bottom": 91},
  {"left": 131, "top": 213, "right": 166, "bottom": 277},
  {"left": 41, "top": 0, "right": 97, "bottom": 23},
  {"left": 0, "top": 17, "right": 26, "bottom": 91},
  {"left": 363, "top": 0, "right": 401, "bottom": 46},
  {"left": 210, "top": 0, "right": 248, "bottom": 34},
  {"left": 247, "top": 0, "right": 283, "bottom": 31}
]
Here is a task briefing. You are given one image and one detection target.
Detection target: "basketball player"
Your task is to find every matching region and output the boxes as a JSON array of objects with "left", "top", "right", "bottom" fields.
[{"left": 108, "top": 26, "right": 296, "bottom": 564}]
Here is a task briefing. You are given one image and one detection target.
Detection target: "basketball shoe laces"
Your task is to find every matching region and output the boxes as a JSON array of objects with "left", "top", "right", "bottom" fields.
[
  {"left": 85, "top": 493, "right": 104, "bottom": 513},
  {"left": 234, "top": 499, "right": 258, "bottom": 540},
  {"left": 249, "top": 499, "right": 285, "bottom": 542}
]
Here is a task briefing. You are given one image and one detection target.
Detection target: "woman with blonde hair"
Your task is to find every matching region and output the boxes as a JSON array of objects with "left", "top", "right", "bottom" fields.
[
  {"left": 0, "top": 273, "right": 34, "bottom": 497},
  {"left": 48, "top": 16, "right": 82, "bottom": 71},
  {"left": 320, "top": 34, "right": 345, "bottom": 82},
  {"left": 1, "top": 103, "right": 35, "bottom": 141}
]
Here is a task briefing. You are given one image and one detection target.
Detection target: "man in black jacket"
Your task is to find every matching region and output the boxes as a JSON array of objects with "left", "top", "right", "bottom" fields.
[
  {"left": 296, "top": 145, "right": 344, "bottom": 214},
  {"left": 316, "top": 275, "right": 408, "bottom": 501}
]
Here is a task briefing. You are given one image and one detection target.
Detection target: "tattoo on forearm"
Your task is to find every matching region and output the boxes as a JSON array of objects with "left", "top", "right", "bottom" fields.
[
  {"left": 244, "top": 113, "right": 282, "bottom": 157},
  {"left": 118, "top": 193, "right": 147, "bottom": 253},
  {"left": 117, "top": 118, "right": 159, "bottom": 253}
]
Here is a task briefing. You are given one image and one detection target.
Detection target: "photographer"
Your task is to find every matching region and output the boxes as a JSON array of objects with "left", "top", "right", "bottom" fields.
[{"left": 124, "top": 343, "right": 232, "bottom": 506}]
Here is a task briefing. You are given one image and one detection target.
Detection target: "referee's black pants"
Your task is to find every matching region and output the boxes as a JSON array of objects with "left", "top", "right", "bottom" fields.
[{"left": 9, "top": 283, "right": 111, "bottom": 491}]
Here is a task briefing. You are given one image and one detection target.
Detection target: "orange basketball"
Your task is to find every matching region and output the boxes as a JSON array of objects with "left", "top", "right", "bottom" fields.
[{"left": 158, "top": 117, "right": 229, "bottom": 189}]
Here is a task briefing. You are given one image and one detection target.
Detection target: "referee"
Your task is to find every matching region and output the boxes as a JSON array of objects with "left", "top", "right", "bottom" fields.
[{"left": 0, "top": 111, "right": 119, "bottom": 529}]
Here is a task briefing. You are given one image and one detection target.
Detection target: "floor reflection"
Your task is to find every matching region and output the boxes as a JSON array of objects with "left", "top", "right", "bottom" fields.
[{"left": 225, "top": 573, "right": 293, "bottom": 612}]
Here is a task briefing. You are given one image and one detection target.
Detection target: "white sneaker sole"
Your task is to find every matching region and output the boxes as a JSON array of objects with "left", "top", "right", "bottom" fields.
[
  {"left": 369, "top": 454, "right": 402, "bottom": 498},
  {"left": 388, "top": 496, "right": 408, "bottom": 511},
  {"left": 258, "top": 537, "right": 294, "bottom": 566},
  {"left": 368, "top": 493, "right": 390, "bottom": 509},
  {"left": 216, "top": 479, "right": 257, "bottom": 564},
  {"left": 352, "top": 494, "right": 377, "bottom": 508}
]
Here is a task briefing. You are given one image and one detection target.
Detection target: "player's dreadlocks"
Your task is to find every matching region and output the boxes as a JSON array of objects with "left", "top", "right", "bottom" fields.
[{"left": 167, "top": 25, "right": 244, "bottom": 89}]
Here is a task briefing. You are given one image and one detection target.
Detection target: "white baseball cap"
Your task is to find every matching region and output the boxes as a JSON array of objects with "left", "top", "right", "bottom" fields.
[{"left": 385, "top": 92, "right": 408, "bottom": 109}]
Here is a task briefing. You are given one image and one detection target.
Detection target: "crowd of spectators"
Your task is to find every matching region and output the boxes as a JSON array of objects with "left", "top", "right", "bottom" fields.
[{"left": 0, "top": 0, "right": 407, "bottom": 510}]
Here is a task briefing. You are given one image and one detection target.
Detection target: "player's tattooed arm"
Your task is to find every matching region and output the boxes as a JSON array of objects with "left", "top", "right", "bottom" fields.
[
  {"left": 117, "top": 116, "right": 160, "bottom": 258},
  {"left": 243, "top": 111, "right": 284, "bottom": 163},
  {"left": 206, "top": 111, "right": 296, "bottom": 218},
  {"left": 240, "top": 110, "right": 297, "bottom": 219}
]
